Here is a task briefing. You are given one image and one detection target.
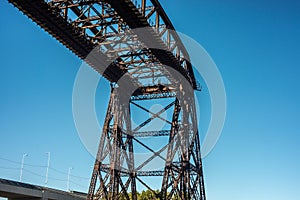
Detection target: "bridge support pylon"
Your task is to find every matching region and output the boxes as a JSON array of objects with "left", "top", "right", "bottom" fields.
[{"left": 87, "top": 81, "right": 206, "bottom": 200}]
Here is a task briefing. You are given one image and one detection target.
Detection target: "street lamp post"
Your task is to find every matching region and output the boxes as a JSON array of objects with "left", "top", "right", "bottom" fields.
[
  {"left": 45, "top": 152, "right": 50, "bottom": 184},
  {"left": 19, "top": 153, "right": 28, "bottom": 182},
  {"left": 67, "top": 167, "right": 73, "bottom": 191}
]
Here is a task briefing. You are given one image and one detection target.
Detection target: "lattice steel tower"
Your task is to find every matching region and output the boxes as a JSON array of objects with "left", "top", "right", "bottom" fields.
[{"left": 9, "top": 0, "right": 206, "bottom": 199}]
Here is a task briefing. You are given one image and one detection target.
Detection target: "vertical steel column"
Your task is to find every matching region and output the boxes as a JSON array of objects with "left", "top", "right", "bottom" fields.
[
  {"left": 88, "top": 86, "right": 137, "bottom": 200},
  {"left": 160, "top": 84, "right": 206, "bottom": 200},
  {"left": 87, "top": 89, "right": 114, "bottom": 199}
]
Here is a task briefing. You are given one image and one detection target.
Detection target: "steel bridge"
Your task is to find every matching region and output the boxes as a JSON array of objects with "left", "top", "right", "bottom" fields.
[{"left": 8, "top": 0, "right": 206, "bottom": 199}]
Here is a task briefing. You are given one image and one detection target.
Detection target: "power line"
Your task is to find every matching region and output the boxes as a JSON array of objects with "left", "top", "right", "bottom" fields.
[
  {"left": 0, "top": 157, "right": 46, "bottom": 168},
  {"left": 0, "top": 155, "right": 90, "bottom": 191},
  {"left": 0, "top": 166, "right": 20, "bottom": 170},
  {"left": 0, "top": 165, "right": 66, "bottom": 181},
  {"left": 22, "top": 168, "right": 66, "bottom": 182},
  {"left": 49, "top": 167, "right": 90, "bottom": 180},
  {"left": 69, "top": 180, "right": 88, "bottom": 189},
  {"left": 0, "top": 156, "right": 90, "bottom": 180},
  {"left": 22, "top": 168, "right": 89, "bottom": 187},
  {"left": 0, "top": 166, "right": 89, "bottom": 191}
]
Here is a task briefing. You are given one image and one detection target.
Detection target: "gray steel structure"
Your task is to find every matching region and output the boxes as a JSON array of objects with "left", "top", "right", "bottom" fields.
[{"left": 8, "top": 0, "right": 206, "bottom": 199}]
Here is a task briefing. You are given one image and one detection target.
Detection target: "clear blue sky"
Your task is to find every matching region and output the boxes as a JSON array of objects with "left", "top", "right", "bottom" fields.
[{"left": 1, "top": 0, "right": 300, "bottom": 199}]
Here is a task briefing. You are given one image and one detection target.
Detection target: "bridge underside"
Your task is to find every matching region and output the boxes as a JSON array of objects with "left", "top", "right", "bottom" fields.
[{"left": 8, "top": 0, "right": 199, "bottom": 90}]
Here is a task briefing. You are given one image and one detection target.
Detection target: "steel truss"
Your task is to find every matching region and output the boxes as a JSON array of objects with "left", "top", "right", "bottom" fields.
[
  {"left": 87, "top": 83, "right": 205, "bottom": 200},
  {"left": 9, "top": 0, "right": 200, "bottom": 90},
  {"left": 8, "top": 0, "right": 206, "bottom": 199}
]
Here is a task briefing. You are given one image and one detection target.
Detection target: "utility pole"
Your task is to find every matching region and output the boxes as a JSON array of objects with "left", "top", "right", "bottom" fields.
[
  {"left": 67, "top": 167, "right": 73, "bottom": 191},
  {"left": 19, "top": 153, "right": 28, "bottom": 182},
  {"left": 45, "top": 152, "right": 50, "bottom": 184}
]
